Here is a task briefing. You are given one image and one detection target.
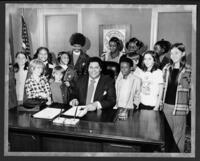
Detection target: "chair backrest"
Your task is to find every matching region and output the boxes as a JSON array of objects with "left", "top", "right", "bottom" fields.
[{"left": 102, "top": 61, "right": 120, "bottom": 79}]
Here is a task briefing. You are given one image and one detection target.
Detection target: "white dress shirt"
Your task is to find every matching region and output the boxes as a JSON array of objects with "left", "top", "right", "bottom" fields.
[
  {"left": 117, "top": 74, "right": 132, "bottom": 108},
  {"left": 72, "top": 51, "right": 80, "bottom": 65},
  {"left": 88, "top": 76, "right": 100, "bottom": 102},
  {"left": 88, "top": 76, "right": 102, "bottom": 109}
]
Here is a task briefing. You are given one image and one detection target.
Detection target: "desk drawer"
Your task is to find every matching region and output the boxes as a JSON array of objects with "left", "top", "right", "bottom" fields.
[
  {"left": 103, "top": 143, "right": 141, "bottom": 152},
  {"left": 9, "top": 133, "right": 40, "bottom": 152},
  {"left": 42, "top": 136, "right": 102, "bottom": 152}
]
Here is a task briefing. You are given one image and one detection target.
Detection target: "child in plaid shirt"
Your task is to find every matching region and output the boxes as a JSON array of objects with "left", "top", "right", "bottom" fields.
[
  {"left": 24, "top": 59, "right": 51, "bottom": 105},
  {"left": 162, "top": 43, "right": 191, "bottom": 152}
]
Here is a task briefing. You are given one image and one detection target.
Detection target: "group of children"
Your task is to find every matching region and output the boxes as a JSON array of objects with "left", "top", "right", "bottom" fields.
[
  {"left": 106, "top": 36, "right": 191, "bottom": 152},
  {"left": 14, "top": 49, "right": 77, "bottom": 107},
  {"left": 11, "top": 33, "right": 191, "bottom": 152}
]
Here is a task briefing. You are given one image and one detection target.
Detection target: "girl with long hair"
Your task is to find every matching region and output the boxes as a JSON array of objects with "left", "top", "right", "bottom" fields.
[{"left": 162, "top": 43, "right": 191, "bottom": 152}]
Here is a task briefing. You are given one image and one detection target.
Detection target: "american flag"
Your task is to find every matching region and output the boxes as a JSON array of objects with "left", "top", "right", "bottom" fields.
[{"left": 21, "top": 16, "right": 31, "bottom": 56}]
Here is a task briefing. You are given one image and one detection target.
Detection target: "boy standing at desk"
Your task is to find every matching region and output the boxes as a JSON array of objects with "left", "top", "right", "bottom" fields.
[{"left": 115, "top": 57, "right": 141, "bottom": 109}]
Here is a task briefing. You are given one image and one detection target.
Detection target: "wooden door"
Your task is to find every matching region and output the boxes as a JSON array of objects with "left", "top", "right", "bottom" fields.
[
  {"left": 157, "top": 12, "right": 192, "bottom": 63},
  {"left": 45, "top": 15, "right": 78, "bottom": 56}
]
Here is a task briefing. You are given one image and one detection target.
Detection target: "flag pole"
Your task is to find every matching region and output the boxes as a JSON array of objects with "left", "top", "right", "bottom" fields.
[
  {"left": 21, "top": 8, "right": 31, "bottom": 59},
  {"left": 22, "top": 8, "right": 24, "bottom": 17},
  {"left": 21, "top": 8, "right": 24, "bottom": 52}
]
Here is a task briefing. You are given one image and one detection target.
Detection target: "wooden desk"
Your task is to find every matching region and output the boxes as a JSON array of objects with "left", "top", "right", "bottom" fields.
[{"left": 9, "top": 107, "right": 165, "bottom": 152}]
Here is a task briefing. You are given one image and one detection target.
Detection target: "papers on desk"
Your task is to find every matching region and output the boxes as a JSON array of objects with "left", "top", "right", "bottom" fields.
[
  {"left": 32, "top": 107, "right": 62, "bottom": 119},
  {"left": 63, "top": 106, "right": 87, "bottom": 118},
  {"left": 53, "top": 117, "right": 79, "bottom": 126}
]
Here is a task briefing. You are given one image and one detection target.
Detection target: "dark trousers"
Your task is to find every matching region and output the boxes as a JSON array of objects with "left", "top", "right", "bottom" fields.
[{"left": 138, "top": 103, "right": 155, "bottom": 110}]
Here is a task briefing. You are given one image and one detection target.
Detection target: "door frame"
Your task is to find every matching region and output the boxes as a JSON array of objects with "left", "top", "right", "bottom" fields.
[
  {"left": 37, "top": 8, "right": 82, "bottom": 47},
  {"left": 150, "top": 5, "right": 196, "bottom": 156},
  {"left": 150, "top": 5, "right": 196, "bottom": 52}
]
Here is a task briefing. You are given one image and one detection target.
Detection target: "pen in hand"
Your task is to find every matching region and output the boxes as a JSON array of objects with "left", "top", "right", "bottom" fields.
[
  {"left": 59, "top": 107, "right": 63, "bottom": 118},
  {"left": 74, "top": 106, "right": 78, "bottom": 120}
]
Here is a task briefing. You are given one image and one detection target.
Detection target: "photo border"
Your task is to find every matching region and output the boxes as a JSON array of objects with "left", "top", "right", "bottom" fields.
[{"left": 1, "top": 0, "right": 199, "bottom": 160}]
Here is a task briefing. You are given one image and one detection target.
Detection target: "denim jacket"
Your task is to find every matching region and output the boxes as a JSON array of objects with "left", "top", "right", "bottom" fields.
[{"left": 162, "top": 63, "right": 191, "bottom": 115}]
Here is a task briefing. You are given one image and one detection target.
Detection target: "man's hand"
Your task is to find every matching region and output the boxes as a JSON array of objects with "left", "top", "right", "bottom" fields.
[
  {"left": 69, "top": 99, "right": 79, "bottom": 106},
  {"left": 86, "top": 102, "right": 98, "bottom": 111}
]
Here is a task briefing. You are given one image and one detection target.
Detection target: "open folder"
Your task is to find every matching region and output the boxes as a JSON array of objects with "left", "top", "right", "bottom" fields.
[
  {"left": 32, "top": 107, "right": 62, "bottom": 119},
  {"left": 62, "top": 106, "right": 87, "bottom": 118}
]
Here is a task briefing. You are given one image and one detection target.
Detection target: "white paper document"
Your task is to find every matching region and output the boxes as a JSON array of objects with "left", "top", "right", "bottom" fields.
[
  {"left": 32, "top": 107, "right": 62, "bottom": 119},
  {"left": 52, "top": 117, "right": 66, "bottom": 124},
  {"left": 63, "top": 106, "right": 87, "bottom": 118},
  {"left": 53, "top": 117, "right": 79, "bottom": 126}
]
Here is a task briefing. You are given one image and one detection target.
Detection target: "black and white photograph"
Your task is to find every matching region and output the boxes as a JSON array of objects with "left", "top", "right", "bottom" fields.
[{"left": 3, "top": 1, "right": 197, "bottom": 158}]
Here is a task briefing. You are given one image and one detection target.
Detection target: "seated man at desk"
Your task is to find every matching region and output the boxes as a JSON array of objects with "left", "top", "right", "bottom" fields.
[{"left": 70, "top": 57, "right": 116, "bottom": 111}]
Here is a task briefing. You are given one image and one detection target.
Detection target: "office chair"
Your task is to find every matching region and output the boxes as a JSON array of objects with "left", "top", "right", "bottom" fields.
[{"left": 102, "top": 61, "right": 120, "bottom": 79}]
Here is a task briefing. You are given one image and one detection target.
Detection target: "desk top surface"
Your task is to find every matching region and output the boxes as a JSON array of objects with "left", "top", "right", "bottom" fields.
[{"left": 9, "top": 107, "right": 165, "bottom": 145}]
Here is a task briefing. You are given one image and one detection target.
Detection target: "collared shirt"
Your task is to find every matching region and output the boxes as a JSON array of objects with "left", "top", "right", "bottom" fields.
[
  {"left": 43, "top": 61, "right": 54, "bottom": 69},
  {"left": 43, "top": 61, "right": 48, "bottom": 65},
  {"left": 25, "top": 75, "right": 51, "bottom": 99},
  {"left": 87, "top": 76, "right": 102, "bottom": 109},
  {"left": 133, "top": 67, "right": 143, "bottom": 79},
  {"left": 162, "top": 64, "right": 191, "bottom": 115},
  {"left": 73, "top": 50, "right": 81, "bottom": 56},
  {"left": 73, "top": 51, "right": 80, "bottom": 65},
  {"left": 88, "top": 76, "right": 100, "bottom": 103},
  {"left": 117, "top": 73, "right": 132, "bottom": 108},
  {"left": 60, "top": 64, "right": 68, "bottom": 70}
]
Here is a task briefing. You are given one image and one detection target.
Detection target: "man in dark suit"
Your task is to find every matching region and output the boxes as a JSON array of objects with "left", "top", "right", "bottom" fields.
[{"left": 70, "top": 57, "right": 116, "bottom": 111}]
